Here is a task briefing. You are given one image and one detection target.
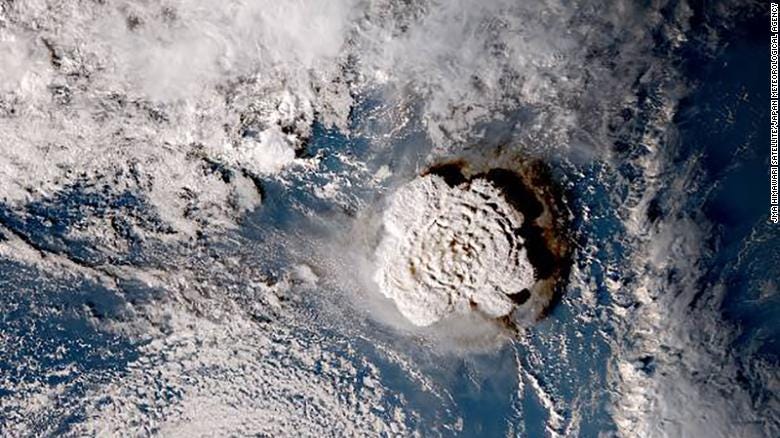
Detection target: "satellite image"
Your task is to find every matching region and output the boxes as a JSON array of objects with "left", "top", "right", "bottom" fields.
[{"left": 0, "top": 0, "right": 778, "bottom": 436}]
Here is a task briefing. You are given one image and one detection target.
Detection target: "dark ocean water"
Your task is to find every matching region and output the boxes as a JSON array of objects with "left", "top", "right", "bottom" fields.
[{"left": 681, "top": 6, "right": 779, "bottom": 374}]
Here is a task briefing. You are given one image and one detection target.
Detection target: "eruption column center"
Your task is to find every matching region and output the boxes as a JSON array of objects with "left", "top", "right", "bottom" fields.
[{"left": 374, "top": 174, "right": 535, "bottom": 326}]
